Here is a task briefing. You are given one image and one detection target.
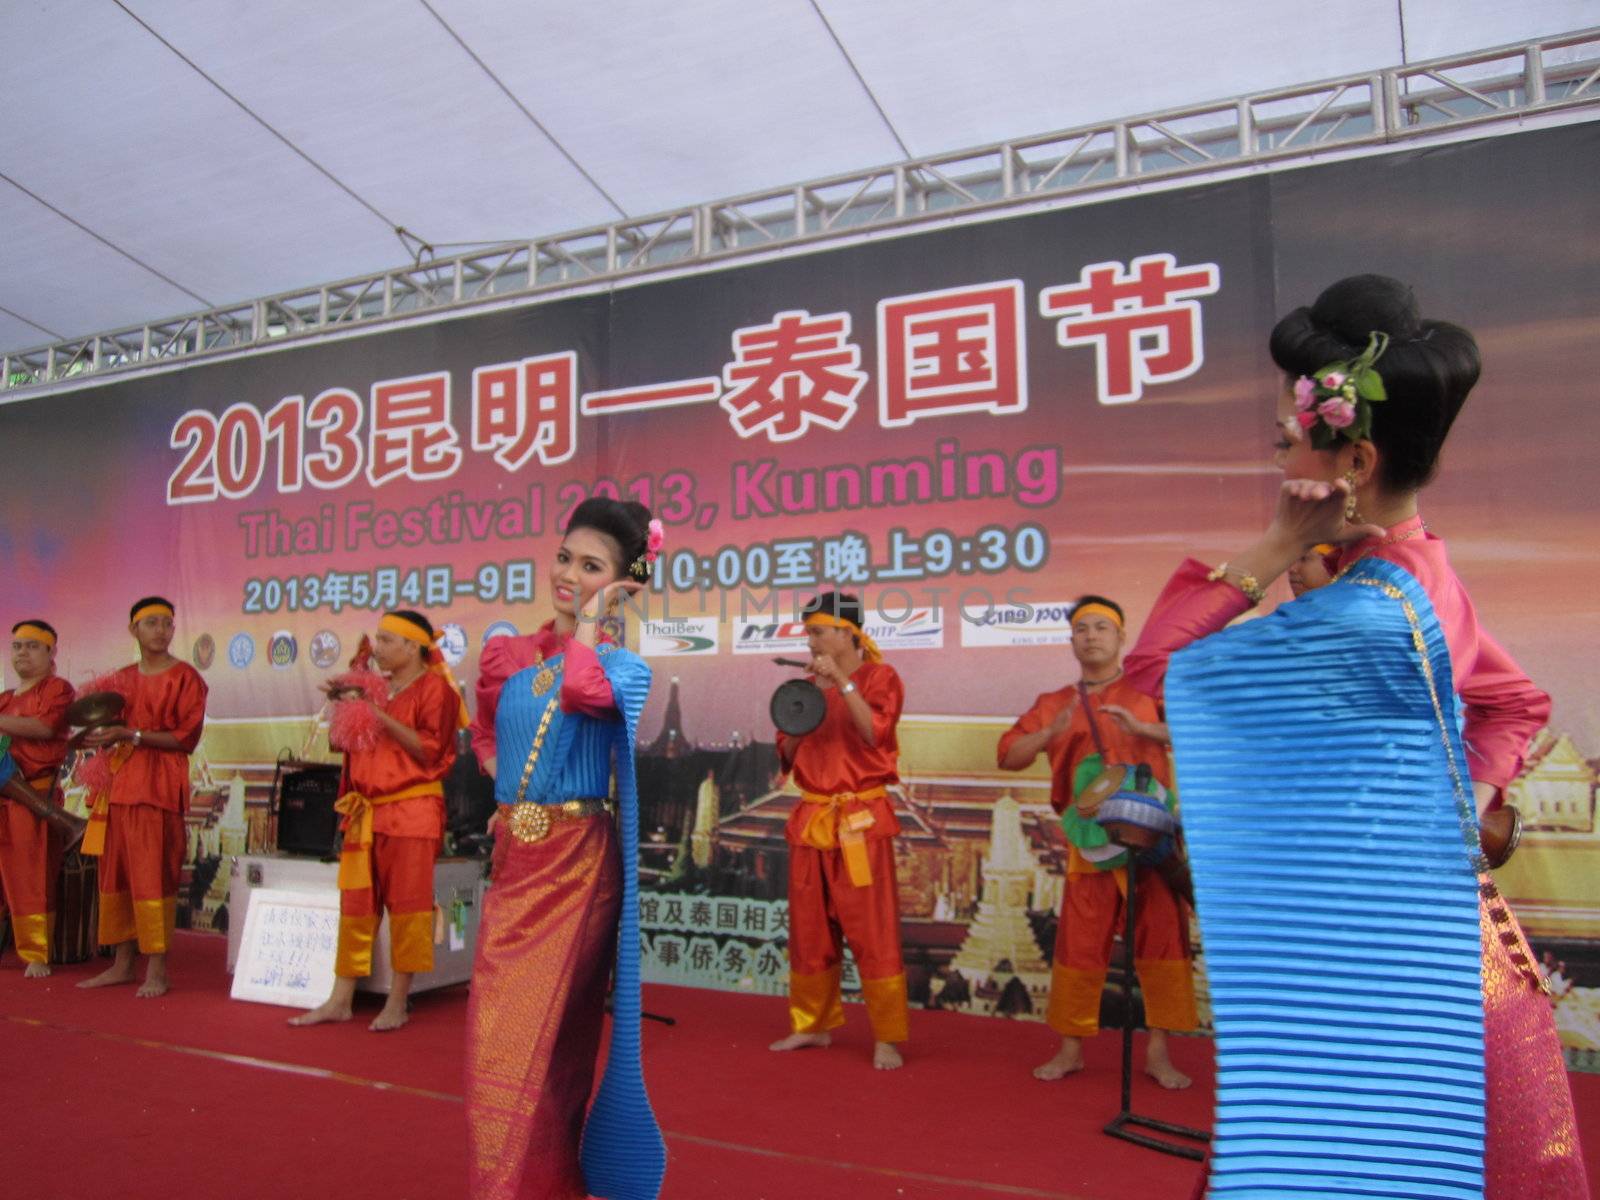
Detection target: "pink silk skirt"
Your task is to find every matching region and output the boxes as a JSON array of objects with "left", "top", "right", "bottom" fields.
[
  {"left": 466, "top": 816, "right": 621, "bottom": 1200},
  {"left": 1482, "top": 883, "right": 1589, "bottom": 1199}
]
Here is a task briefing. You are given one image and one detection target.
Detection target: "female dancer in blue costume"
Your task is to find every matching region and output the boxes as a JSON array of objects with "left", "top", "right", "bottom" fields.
[
  {"left": 466, "top": 497, "right": 667, "bottom": 1200},
  {"left": 1126, "top": 276, "right": 1586, "bottom": 1198}
]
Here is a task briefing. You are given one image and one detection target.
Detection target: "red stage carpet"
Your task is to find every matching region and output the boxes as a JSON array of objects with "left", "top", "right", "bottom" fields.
[{"left": 5, "top": 932, "right": 1598, "bottom": 1199}]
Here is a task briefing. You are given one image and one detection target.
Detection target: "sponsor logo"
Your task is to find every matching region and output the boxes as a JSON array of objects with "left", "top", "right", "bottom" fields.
[
  {"left": 639, "top": 617, "right": 720, "bottom": 658},
  {"left": 268, "top": 630, "right": 298, "bottom": 668},
  {"left": 438, "top": 622, "right": 468, "bottom": 666},
  {"left": 227, "top": 633, "right": 255, "bottom": 669},
  {"left": 308, "top": 630, "right": 341, "bottom": 669},
  {"left": 734, "top": 609, "right": 944, "bottom": 654},
  {"left": 482, "top": 620, "right": 518, "bottom": 644},
  {"left": 958, "top": 600, "right": 1076, "bottom": 648},
  {"left": 732, "top": 619, "right": 810, "bottom": 655},
  {"left": 863, "top": 607, "right": 943, "bottom": 651},
  {"left": 191, "top": 634, "right": 215, "bottom": 671}
]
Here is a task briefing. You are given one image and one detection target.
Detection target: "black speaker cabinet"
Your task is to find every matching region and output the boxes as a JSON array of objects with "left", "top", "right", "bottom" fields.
[{"left": 275, "top": 762, "right": 343, "bottom": 857}]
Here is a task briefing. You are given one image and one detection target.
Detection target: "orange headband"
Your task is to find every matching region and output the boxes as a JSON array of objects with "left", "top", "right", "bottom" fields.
[
  {"left": 803, "top": 611, "right": 882, "bottom": 663},
  {"left": 1071, "top": 602, "right": 1124, "bottom": 630},
  {"left": 13, "top": 623, "right": 56, "bottom": 649},
  {"left": 131, "top": 602, "right": 174, "bottom": 625},
  {"left": 378, "top": 613, "right": 435, "bottom": 648}
]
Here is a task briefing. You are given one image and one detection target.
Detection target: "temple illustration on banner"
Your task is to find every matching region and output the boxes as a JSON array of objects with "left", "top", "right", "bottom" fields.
[
  {"left": 153, "top": 674, "right": 1596, "bottom": 1066},
  {"left": 627, "top": 673, "right": 1199, "bottom": 1022}
]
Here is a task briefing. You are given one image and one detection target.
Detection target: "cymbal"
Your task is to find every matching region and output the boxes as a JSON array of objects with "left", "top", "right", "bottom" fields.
[
  {"left": 770, "top": 678, "right": 827, "bottom": 736},
  {"left": 65, "top": 690, "right": 126, "bottom": 729}
]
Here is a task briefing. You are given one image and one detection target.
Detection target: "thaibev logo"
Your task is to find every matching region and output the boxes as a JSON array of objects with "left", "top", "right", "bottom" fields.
[{"left": 639, "top": 617, "right": 720, "bottom": 658}]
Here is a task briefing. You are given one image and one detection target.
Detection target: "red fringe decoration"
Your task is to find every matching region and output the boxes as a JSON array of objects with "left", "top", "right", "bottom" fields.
[
  {"left": 80, "top": 670, "right": 132, "bottom": 701},
  {"left": 71, "top": 670, "right": 135, "bottom": 796},
  {"left": 328, "top": 669, "right": 388, "bottom": 751},
  {"left": 75, "top": 750, "right": 114, "bottom": 795}
]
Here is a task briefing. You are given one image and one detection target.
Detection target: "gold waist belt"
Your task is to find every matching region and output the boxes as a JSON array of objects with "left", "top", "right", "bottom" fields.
[{"left": 503, "top": 798, "right": 611, "bottom": 844}]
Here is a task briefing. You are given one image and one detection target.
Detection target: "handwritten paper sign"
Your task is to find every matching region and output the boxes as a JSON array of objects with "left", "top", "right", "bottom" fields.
[{"left": 229, "top": 886, "right": 341, "bottom": 1009}]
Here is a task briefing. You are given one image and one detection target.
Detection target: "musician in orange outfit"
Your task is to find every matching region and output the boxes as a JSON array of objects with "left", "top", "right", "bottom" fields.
[
  {"left": 769, "top": 592, "right": 909, "bottom": 1071},
  {"left": 78, "top": 597, "right": 208, "bottom": 999},
  {"left": 292, "top": 609, "right": 462, "bottom": 1032},
  {"left": 0, "top": 619, "right": 75, "bottom": 976},
  {"left": 997, "top": 595, "right": 1195, "bottom": 1088}
]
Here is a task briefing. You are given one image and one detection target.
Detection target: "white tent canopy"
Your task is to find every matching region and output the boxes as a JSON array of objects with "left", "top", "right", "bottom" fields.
[{"left": 2, "top": 0, "right": 1594, "bottom": 356}]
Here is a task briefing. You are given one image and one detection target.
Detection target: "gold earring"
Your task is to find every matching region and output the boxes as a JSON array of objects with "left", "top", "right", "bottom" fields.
[{"left": 1342, "top": 469, "right": 1361, "bottom": 523}]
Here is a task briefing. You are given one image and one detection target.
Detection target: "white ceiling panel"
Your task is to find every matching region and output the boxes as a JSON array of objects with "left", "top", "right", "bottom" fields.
[
  {"left": 119, "top": 0, "right": 622, "bottom": 244},
  {"left": 0, "top": 0, "right": 401, "bottom": 303},
  {"left": 1400, "top": 0, "right": 1600, "bottom": 61},
  {"left": 0, "top": 174, "right": 202, "bottom": 337},
  {"left": 0, "top": 0, "right": 1593, "bottom": 358},
  {"left": 424, "top": 0, "right": 907, "bottom": 214},
  {"left": 817, "top": 0, "right": 1405, "bottom": 157},
  {"left": 0, "top": 309, "right": 57, "bottom": 351}
]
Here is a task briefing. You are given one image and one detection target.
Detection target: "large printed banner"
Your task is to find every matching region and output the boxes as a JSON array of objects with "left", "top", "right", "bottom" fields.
[{"left": 4, "top": 123, "right": 1598, "bottom": 1059}]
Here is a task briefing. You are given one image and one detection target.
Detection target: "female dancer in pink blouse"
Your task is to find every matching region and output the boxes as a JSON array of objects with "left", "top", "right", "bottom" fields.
[
  {"left": 1127, "top": 275, "right": 1586, "bottom": 1197},
  {"left": 465, "top": 497, "right": 665, "bottom": 1200}
]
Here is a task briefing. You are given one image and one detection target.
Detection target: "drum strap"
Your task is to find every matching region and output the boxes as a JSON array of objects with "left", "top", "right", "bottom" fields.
[{"left": 1078, "top": 681, "right": 1110, "bottom": 760}]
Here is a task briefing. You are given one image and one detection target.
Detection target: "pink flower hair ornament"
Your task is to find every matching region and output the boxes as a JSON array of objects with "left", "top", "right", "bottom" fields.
[
  {"left": 629, "top": 519, "right": 666, "bottom": 580},
  {"left": 1294, "top": 331, "right": 1390, "bottom": 450}
]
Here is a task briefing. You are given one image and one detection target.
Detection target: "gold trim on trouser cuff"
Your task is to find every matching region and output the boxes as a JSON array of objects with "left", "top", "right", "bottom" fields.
[
  {"left": 133, "top": 897, "right": 176, "bottom": 954},
  {"left": 788, "top": 964, "right": 845, "bottom": 1034},
  {"left": 389, "top": 911, "right": 435, "bottom": 975},
  {"left": 336, "top": 914, "right": 379, "bottom": 978},
  {"left": 1045, "top": 962, "right": 1108, "bottom": 1037},
  {"left": 861, "top": 973, "right": 909, "bottom": 1043},
  {"left": 1135, "top": 957, "right": 1198, "bottom": 1032},
  {"left": 11, "top": 911, "right": 51, "bottom": 964},
  {"left": 98, "top": 891, "right": 136, "bottom": 946}
]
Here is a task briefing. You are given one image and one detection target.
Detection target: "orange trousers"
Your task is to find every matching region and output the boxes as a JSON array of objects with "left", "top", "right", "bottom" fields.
[
  {"left": 1046, "top": 865, "right": 1196, "bottom": 1038},
  {"left": 97, "top": 804, "right": 184, "bottom": 955},
  {"left": 0, "top": 789, "right": 64, "bottom": 964},
  {"left": 336, "top": 833, "right": 438, "bottom": 978},
  {"left": 786, "top": 838, "right": 908, "bottom": 1043}
]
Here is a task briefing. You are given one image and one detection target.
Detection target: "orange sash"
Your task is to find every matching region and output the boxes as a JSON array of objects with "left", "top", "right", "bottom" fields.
[
  {"left": 334, "top": 781, "right": 443, "bottom": 890},
  {"left": 79, "top": 744, "right": 134, "bottom": 857},
  {"left": 798, "top": 786, "right": 886, "bottom": 887}
]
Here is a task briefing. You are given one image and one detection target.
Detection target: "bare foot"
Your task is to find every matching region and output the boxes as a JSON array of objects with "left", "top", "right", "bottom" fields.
[
  {"left": 1144, "top": 1058, "right": 1193, "bottom": 1089},
  {"left": 369, "top": 1004, "right": 410, "bottom": 1032},
  {"left": 769, "top": 1031, "right": 832, "bottom": 1052},
  {"left": 289, "top": 999, "right": 354, "bottom": 1027},
  {"left": 873, "top": 1042, "right": 903, "bottom": 1071},
  {"left": 1144, "top": 1029, "right": 1192, "bottom": 1089},
  {"left": 23, "top": 962, "right": 52, "bottom": 978},
  {"left": 1033, "top": 1041, "right": 1086, "bottom": 1081},
  {"left": 78, "top": 962, "right": 137, "bottom": 989},
  {"left": 135, "top": 966, "right": 169, "bottom": 998}
]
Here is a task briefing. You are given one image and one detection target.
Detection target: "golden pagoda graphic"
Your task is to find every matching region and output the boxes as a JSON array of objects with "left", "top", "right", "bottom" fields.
[{"left": 951, "top": 791, "right": 1051, "bottom": 1013}]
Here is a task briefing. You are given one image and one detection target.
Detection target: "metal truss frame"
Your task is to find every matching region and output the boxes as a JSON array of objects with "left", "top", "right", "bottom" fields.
[{"left": 6, "top": 27, "right": 1599, "bottom": 394}]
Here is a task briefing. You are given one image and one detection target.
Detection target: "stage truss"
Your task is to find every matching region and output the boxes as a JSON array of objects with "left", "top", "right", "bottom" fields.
[{"left": 4, "top": 27, "right": 1598, "bottom": 395}]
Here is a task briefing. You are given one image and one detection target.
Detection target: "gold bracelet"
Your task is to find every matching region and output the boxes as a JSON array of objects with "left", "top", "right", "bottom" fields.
[{"left": 1207, "top": 562, "right": 1265, "bottom": 605}]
